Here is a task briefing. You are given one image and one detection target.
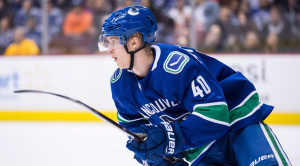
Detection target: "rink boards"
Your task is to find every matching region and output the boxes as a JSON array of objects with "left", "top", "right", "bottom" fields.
[{"left": 0, "top": 54, "right": 299, "bottom": 124}]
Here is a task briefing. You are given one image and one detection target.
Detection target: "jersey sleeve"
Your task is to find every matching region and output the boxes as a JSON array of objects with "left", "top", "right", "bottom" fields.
[
  {"left": 196, "top": 51, "right": 273, "bottom": 131},
  {"left": 110, "top": 68, "right": 149, "bottom": 130},
  {"left": 114, "top": 99, "right": 149, "bottom": 130},
  {"left": 176, "top": 61, "right": 230, "bottom": 151}
]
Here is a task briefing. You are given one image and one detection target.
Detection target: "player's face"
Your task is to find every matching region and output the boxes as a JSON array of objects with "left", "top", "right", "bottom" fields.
[{"left": 107, "top": 36, "right": 130, "bottom": 69}]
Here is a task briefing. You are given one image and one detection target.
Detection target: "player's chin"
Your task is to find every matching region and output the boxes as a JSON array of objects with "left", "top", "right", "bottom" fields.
[{"left": 117, "top": 65, "right": 126, "bottom": 69}]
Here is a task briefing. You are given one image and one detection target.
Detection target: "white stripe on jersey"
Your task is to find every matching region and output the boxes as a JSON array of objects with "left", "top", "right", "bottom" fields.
[{"left": 259, "top": 122, "right": 284, "bottom": 166}]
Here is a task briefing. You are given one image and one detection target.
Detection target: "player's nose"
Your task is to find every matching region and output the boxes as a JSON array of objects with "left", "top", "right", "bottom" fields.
[{"left": 107, "top": 48, "right": 114, "bottom": 54}]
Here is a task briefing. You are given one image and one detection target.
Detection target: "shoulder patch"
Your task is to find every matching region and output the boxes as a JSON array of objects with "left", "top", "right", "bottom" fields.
[
  {"left": 163, "top": 51, "right": 189, "bottom": 74},
  {"left": 111, "top": 68, "right": 122, "bottom": 83}
]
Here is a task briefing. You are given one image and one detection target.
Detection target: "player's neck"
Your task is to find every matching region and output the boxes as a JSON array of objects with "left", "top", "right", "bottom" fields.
[{"left": 132, "top": 48, "right": 154, "bottom": 78}]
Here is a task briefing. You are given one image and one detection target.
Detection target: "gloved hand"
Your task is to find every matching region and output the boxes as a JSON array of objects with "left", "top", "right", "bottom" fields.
[
  {"left": 126, "top": 121, "right": 185, "bottom": 162},
  {"left": 134, "top": 155, "right": 189, "bottom": 166}
]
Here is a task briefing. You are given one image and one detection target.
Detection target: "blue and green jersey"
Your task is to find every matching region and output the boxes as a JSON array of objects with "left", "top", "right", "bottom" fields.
[{"left": 110, "top": 43, "right": 273, "bottom": 165}]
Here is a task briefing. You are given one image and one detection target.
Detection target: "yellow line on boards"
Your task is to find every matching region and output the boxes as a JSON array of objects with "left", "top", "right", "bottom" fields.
[
  {"left": 264, "top": 113, "right": 300, "bottom": 125},
  {"left": 0, "top": 111, "right": 118, "bottom": 122},
  {"left": 0, "top": 111, "right": 299, "bottom": 125}
]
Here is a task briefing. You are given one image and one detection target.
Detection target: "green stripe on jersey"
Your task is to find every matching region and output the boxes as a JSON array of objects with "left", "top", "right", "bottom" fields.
[
  {"left": 117, "top": 113, "right": 146, "bottom": 123},
  {"left": 184, "top": 143, "right": 209, "bottom": 162},
  {"left": 193, "top": 104, "right": 229, "bottom": 125},
  {"left": 229, "top": 92, "right": 261, "bottom": 124},
  {"left": 262, "top": 122, "right": 290, "bottom": 166},
  {"left": 117, "top": 113, "right": 128, "bottom": 123}
]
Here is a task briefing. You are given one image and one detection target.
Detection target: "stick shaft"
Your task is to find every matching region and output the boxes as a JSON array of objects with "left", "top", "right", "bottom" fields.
[
  {"left": 14, "top": 90, "right": 143, "bottom": 142},
  {"left": 14, "top": 90, "right": 178, "bottom": 163}
]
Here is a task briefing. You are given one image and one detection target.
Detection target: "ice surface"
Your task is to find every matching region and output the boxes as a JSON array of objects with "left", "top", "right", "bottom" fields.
[{"left": 0, "top": 122, "right": 299, "bottom": 166}]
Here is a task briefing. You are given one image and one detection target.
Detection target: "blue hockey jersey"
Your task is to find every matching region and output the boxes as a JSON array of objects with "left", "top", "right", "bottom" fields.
[{"left": 110, "top": 43, "right": 273, "bottom": 165}]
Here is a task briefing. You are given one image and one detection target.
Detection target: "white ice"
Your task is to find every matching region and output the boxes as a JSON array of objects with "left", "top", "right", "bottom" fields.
[{"left": 0, "top": 122, "right": 299, "bottom": 166}]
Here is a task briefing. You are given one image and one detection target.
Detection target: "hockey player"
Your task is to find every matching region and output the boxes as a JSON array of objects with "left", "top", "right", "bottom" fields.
[{"left": 98, "top": 6, "right": 291, "bottom": 166}]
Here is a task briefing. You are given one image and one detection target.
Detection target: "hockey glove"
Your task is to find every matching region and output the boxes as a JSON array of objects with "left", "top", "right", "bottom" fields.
[
  {"left": 126, "top": 121, "right": 185, "bottom": 162},
  {"left": 134, "top": 155, "right": 189, "bottom": 166}
]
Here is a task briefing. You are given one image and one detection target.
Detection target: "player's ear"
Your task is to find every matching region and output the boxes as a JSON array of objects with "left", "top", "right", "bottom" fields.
[{"left": 130, "top": 37, "right": 139, "bottom": 51}]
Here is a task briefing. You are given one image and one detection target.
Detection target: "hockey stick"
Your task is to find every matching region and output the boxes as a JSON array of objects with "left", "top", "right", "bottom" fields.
[
  {"left": 14, "top": 90, "right": 145, "bottom": 142},
  {"left": 14, "top": 90, "right": 178, "bottom": 163}
]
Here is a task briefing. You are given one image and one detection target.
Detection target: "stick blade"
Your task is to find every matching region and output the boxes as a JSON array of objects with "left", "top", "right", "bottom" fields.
[{"left": 14, "top": 90, "right": 47, "bottom": 93}]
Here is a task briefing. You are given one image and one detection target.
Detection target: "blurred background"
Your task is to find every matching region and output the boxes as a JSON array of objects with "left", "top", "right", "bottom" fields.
[
  {"left": 0, "top": 0, "right": 300, "bottom": 165},
  {"left": 0, "top": 0, "right": 300, "bottom": 55}
]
